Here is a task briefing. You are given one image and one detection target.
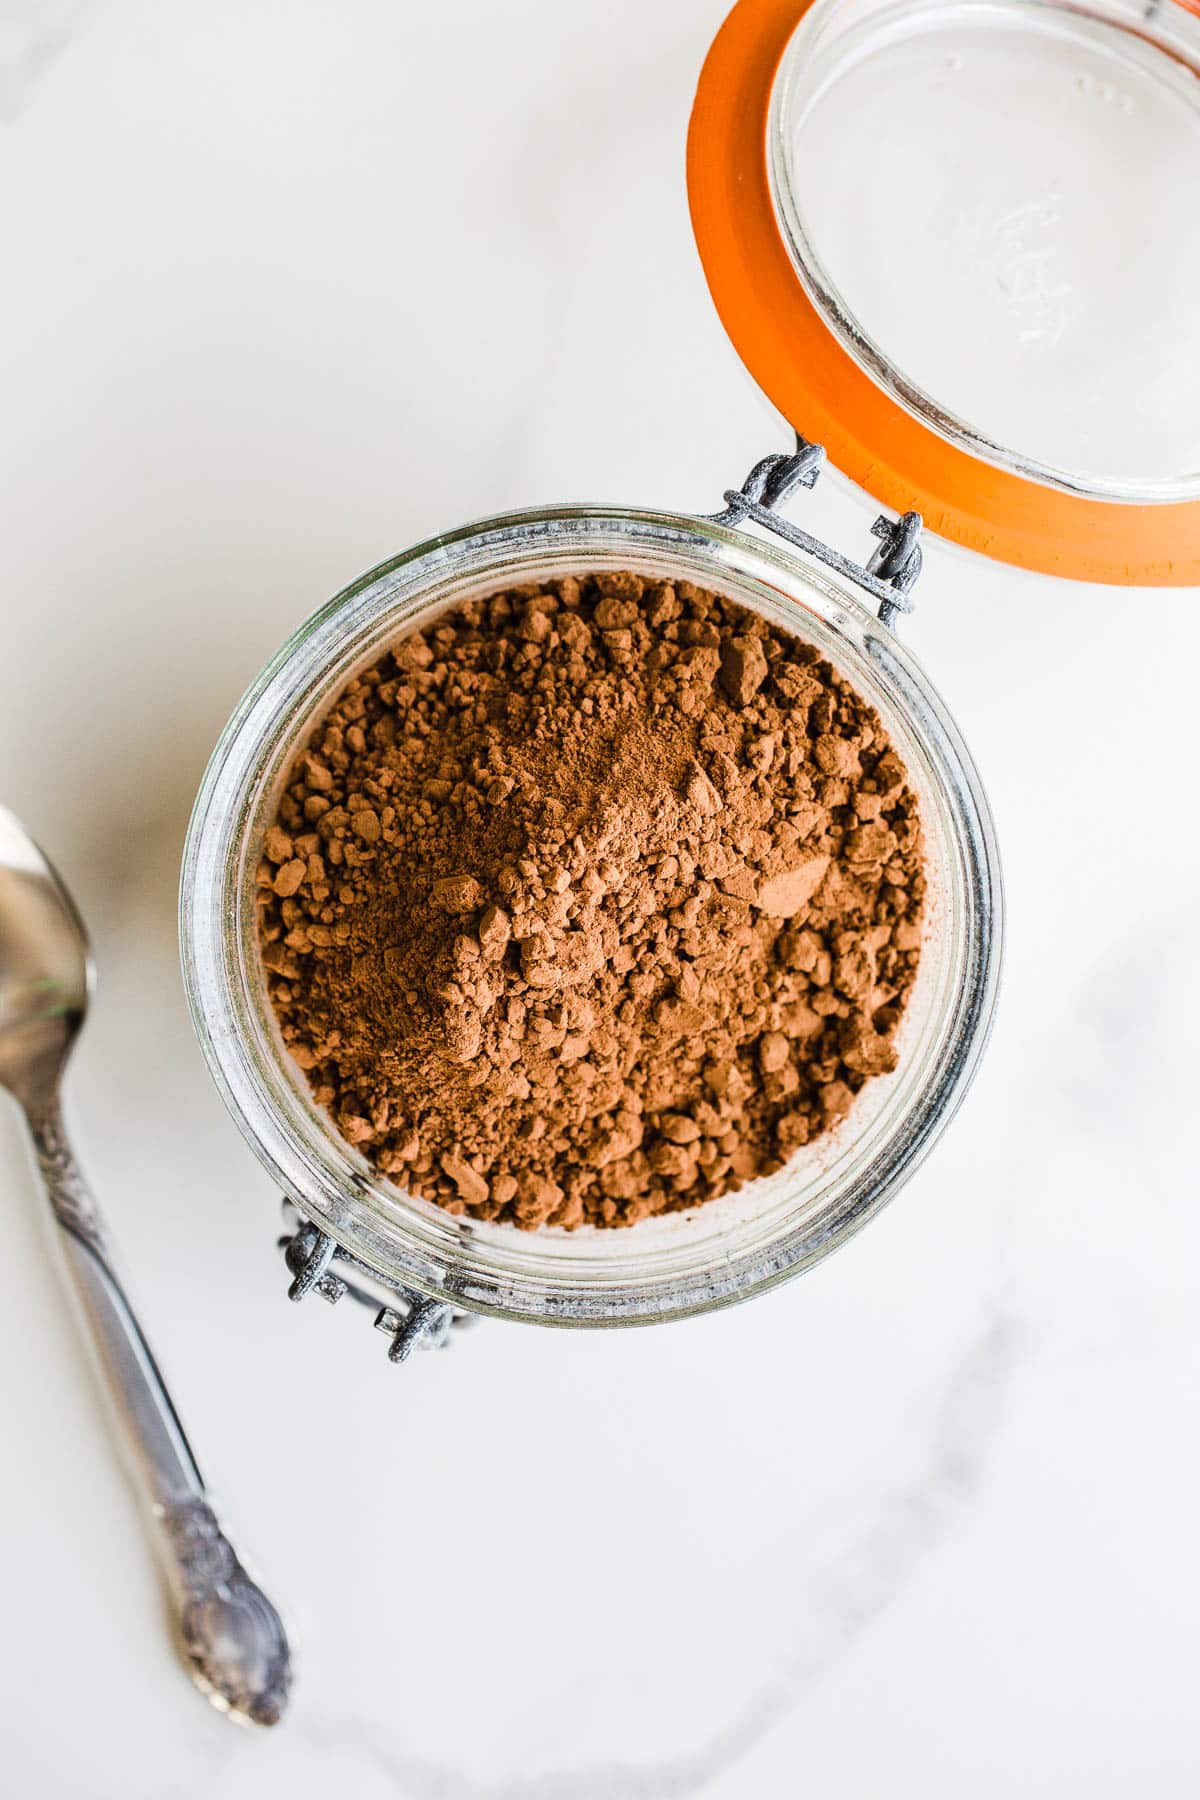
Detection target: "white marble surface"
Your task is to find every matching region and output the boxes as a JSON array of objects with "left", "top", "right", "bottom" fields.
[{"left": 2, "top": 2, "right": 1198, "bottom": 1794}]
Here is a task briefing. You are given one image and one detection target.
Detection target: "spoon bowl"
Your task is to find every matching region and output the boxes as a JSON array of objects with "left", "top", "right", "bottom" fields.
[{"left": 0, "top": 806, "right": 91, "bottom": 1109}]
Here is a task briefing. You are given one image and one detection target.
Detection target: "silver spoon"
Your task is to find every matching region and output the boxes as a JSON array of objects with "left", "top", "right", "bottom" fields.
[{"left": 0, "top": 805, "right": 291, "bottom": 1725}]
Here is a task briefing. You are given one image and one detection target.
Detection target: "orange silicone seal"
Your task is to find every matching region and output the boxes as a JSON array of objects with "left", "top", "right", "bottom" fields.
[{"left": 687, "top": 0, "right": 1200, "bottom": 585}]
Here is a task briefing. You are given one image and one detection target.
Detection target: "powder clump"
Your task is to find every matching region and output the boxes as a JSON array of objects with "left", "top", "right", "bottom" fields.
[{"left": 257, "top": 572, "right": 924, "bottom": 1229}]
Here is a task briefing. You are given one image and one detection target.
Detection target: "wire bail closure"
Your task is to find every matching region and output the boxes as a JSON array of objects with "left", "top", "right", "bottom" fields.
[
  {"left": 709, "top": 440, "right": 923, "bottom": 630},
  {"left": 280, "top": 1207, "right": 471, "bottom": 1365}
]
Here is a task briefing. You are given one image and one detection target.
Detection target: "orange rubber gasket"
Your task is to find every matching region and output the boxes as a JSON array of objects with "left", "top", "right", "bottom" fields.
[{"left": 687, "top": 0, "right": 1200, "bottom": 585}]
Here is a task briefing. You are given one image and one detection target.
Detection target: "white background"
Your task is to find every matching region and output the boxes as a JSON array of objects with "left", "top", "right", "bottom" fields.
[{"left": 1, "top": 2, "right": 1198, "bottom": 1795}]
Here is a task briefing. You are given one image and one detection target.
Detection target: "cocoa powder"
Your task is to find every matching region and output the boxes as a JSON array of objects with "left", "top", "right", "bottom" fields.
[{"left": 256, "top": 571, "right": 925, "bottom": 1230}]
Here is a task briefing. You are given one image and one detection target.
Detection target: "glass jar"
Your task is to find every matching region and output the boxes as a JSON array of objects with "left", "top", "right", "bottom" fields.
[
  {"left": 181, "top": 492, "right": 1000, "bottom": 1329},
  {"left": 182, "top": 0, "right": 1200, "bottom": 1348}
]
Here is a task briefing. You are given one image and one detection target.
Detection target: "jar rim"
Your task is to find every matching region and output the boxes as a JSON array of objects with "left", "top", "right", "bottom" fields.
[{"left": 180, "top": 501, "right": 1003, "bottom": 1326}]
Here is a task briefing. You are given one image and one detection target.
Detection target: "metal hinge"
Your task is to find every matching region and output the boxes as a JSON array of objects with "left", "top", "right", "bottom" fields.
[
  {"left": 708, "top": 439, "right": 923, "bottom": 630},
  {"left": 279, "top": 1206, "right": 473, "bottom": 1365}
]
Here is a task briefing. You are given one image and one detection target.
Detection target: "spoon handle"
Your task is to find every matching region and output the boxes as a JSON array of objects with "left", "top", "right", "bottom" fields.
[{"left": 25, "top": 1099, "right": 292, "bottom": 1726}]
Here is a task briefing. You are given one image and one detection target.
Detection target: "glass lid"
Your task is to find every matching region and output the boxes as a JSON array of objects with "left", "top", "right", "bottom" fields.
[{"left": 688, "top": 0, "right": 1200, "bottom": 583}]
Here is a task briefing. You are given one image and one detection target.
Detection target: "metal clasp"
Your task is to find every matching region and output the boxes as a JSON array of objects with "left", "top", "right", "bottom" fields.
[
  {"left": 708, "top": 439, "right": 923, "bottom": 631},
  {"left": 280, "top": 1207, "right": 471, "bottom": 1365}
]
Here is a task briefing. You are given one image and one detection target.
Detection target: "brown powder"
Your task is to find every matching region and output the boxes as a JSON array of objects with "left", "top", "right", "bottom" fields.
[{"left": 256, "top": 570, "right": 925, "bottom": 1230}]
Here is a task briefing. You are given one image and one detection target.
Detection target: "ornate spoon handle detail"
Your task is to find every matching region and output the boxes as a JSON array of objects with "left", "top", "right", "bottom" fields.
[{"left": 26, "top": 1100, "right": 291, "bottom": 1724}]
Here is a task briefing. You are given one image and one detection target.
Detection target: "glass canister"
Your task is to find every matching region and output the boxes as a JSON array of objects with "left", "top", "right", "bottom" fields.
[{"left": 181, "top": 0, "right": 1200, "bottom": 1357}]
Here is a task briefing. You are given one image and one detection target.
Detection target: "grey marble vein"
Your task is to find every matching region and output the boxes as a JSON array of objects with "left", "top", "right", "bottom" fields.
[
  {"left": 0, "top": 0, "right": 94, "bottom": 122},
  {"left": 294, "top": 1302, "right": 1027, "bottom": 1800}
]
